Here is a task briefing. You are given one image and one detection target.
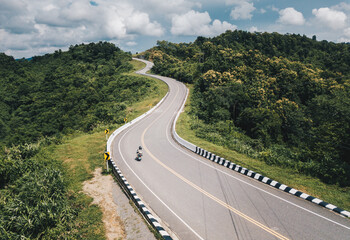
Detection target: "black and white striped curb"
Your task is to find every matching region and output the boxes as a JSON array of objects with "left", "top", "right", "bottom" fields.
[
  {"left": 194, "top": 145, "right": 350, "bottom": 218},
  {"left": 106, "top": 60, "right": 173, "bottom": 239},
  {"left": 109, "top": 159, "right": 172, "bottom": 240},
  {"left": 170, "top": 83, "right": 350, "bottom": 219}
]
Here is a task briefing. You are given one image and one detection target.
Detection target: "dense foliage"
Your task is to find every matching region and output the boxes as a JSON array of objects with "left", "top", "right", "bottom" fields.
[
  {"left": 143, "top": 30, "right": 350, "bottom": 186},
  {"left": 0, "top": 42, "right": 159, "bottom": 238},
  {"left": 0, "top": 138, "right": 75, "bottom": 239},
  {"left": 0, "top": 42, "right": 153, "bottom": 147}
]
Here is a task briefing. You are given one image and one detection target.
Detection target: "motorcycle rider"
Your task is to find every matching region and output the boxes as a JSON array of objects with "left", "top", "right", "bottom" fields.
[{"left": 136, "top": 146, "right": 143, "bottom": 157}]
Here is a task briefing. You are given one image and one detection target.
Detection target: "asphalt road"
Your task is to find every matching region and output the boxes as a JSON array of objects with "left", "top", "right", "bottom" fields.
[{"left": 111, "top": 59, "right": 350, "bottom": 240}]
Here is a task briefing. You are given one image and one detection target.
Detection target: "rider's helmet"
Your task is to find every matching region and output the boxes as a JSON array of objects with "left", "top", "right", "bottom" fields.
[{"left": 139, "top": 146, "right": 142, "bottom": 150}]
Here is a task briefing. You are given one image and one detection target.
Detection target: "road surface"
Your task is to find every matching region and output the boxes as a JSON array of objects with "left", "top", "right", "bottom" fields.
[{"left": 111, "top": 59, "right": 350, "bottom": 240}]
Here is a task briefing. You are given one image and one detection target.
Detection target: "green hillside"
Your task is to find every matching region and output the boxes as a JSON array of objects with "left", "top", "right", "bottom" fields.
[
  {"left": 141, "top": 30, "right": 350, "bottom": 187},
  {"left": 0, "top": 42, "right": 154, "bottom": 146},
  {"left": 0, "top": 42, "right": 165, "bottom": 239}
]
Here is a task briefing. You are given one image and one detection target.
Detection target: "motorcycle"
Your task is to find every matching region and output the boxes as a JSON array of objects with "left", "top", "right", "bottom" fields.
[{"left": 135, "top": 150, "right": 142, "bottom": 161}]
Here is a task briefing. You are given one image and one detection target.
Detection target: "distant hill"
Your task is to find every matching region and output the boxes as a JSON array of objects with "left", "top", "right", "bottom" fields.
[
  {"left": 141, "top": 30, "right": 350, "bottom": 186},
  {"left": 207, "top": 31, "right": 350, "bottom": 77},
  {"left": 0, "top": 42, "right": 154, "bottom": 146}
]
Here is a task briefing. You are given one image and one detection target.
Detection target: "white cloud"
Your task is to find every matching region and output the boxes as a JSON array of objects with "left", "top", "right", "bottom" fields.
[
  {"left": 0, "top": 29, "right": 31, "bottom": 51},
  {"left": 132, "top": 0, "right": 201, "bottom": 17},
  {"left": 0, "top": 0, "right": 36, "bottom": 34},
  {"left": 312, "top": 8, "right": 347, "bottom": 30},
  {"left": 338, "top": 37, "right": 350, "bottom": 43},
  {"left": 344, "top": 27, "right": 350, "bottom": 37},
  {"left": 126, "top": 41, "right": 137, "bottom": 47},
  {"left": 171, "top": 10, "right": 236, "bottom": 36},
  {"left": 270, "top": 5, "right": 279, "bottom": 12},
  {"left": 34, "top": 1, "right": 165, "bottom": 38},
  {"left": 339, "top": 27, "right": 350, "bottom": 42},
  {"left": 278, "top": 8, "right": 305, "bottom": 26},
  {"left": 125, "top": 11, "right": 164, "bottom": 36},
  {"left": 0, "top": 0, "right": 28, "bottom": 14},
  {"left": 249, "top": 26, "right": 258, "bottom": 32},
  {"left": 225, "top": 0, "right": 252, "bottom": 5},
  {"left": 230, "top": 2, "right": 256, "bottom": 20},
  {"left": 0, "top": 0, "right": 166, "bottom": 57},
  {"left": 332, "top": 2, "right": 350, "bottom": 12},
  {"left": 2, "top": 0, "right": 350, "bottom": 58}
]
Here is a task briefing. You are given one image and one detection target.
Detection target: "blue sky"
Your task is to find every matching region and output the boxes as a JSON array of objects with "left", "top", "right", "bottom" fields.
[{"left": 1, "top": 0, "right": 350, "bottom": 58}]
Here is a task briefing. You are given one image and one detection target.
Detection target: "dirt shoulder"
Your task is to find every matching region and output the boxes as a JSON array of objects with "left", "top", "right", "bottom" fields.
[{"left": 83, "top": 168, "right": 156, "bottom": 240}]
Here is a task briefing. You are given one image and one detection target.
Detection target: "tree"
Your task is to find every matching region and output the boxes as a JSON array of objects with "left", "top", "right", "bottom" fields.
[{"left": 237, "top": 107, "right": 282, "bottom": 145}]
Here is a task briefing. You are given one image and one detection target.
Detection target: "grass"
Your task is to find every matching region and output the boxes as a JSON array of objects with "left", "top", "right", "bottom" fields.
[
  {"left": 46, "top": 59, "right": 168, "bottom": 239},
  {"left": 125, "top": 60, "right": 168, "bottom": 120},
  {"left": 176, "top": 84, "right": 350, "bottom": 212},
  {"left": 41, "top": 132, "right": 107, "bottom": 239},
  {"left": 129, "top": 58, "right": 146, "bottom": 71}
]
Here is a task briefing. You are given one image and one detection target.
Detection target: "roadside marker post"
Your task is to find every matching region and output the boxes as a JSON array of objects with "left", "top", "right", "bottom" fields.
[
  {"left": 104, "top": 151, "right": 110, "bottom": 172},
  {"left": 105, "top": 129, "right": 109, "bottom": 140}
]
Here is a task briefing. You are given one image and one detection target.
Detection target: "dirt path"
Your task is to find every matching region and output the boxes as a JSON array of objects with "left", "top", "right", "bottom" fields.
[
  {"left": 83, "top": 168, "right": 126, "bottom": 240},
  {"left": 83, "top": 168, "right": 156, "bottom": 240}
]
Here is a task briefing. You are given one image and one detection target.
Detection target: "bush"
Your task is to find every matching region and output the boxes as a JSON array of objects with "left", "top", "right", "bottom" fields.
[
  {"left": 0, "top": 137, "right": 74, "bottom": 239},
  {"left": 0, "top": 168, "right": 74, "bottom": 238}
]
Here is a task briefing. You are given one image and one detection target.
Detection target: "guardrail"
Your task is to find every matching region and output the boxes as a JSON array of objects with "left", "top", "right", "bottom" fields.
[
  {"left": 106, "top": 87, "right": 172, "bottom": 239},
  {"left": 171, "top": 86, "right": 350, "bottom": 219},
  {"left": 109, "top": 58, "right": 348, "bottom": 240},
  {"left": 110, "top": 160, "right": 172, "bottom": 239}
]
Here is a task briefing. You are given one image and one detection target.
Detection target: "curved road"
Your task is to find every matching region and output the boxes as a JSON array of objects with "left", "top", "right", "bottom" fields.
[{"left": 111, "top": 59, "right": 350, "bottom": 239}]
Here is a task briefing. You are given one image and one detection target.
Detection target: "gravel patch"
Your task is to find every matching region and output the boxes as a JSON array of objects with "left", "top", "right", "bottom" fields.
[{"left": 83, "top": 168, "right": 156, "bottom": 240}]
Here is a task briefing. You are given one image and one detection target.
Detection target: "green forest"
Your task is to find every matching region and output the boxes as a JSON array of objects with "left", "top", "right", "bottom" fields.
[
  {"left": 0, "top": 42, "right": 152, "bottom": 146},
  {"left": 1, "top": 32, "right": 350, "bottom": 238},
  {"left": 0, "top": 42, "right": 160, "bottom": 238},
  {"left": 142, "top": 30, "right": 350, "bottom": 187}
]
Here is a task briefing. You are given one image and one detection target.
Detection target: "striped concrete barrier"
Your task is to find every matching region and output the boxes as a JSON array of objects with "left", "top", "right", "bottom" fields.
[
  {"left": 107, "top": 88, "right": 173, "bottom": 239},
  {"left": 110, "top": 159, "right": 172, "bottom": 240},
  {"left": 172, "top": 89, "right": 350, "bottom": 219}
]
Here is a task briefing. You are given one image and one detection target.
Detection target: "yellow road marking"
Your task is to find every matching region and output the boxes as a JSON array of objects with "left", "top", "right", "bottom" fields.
[{"left": 140, "top": 82, "right": 289, "bottom": 240}]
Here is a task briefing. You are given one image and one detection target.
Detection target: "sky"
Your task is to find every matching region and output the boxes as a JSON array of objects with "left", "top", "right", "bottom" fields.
[{"left": 1, "top": 0, "right": 350, "bottom": 58}]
